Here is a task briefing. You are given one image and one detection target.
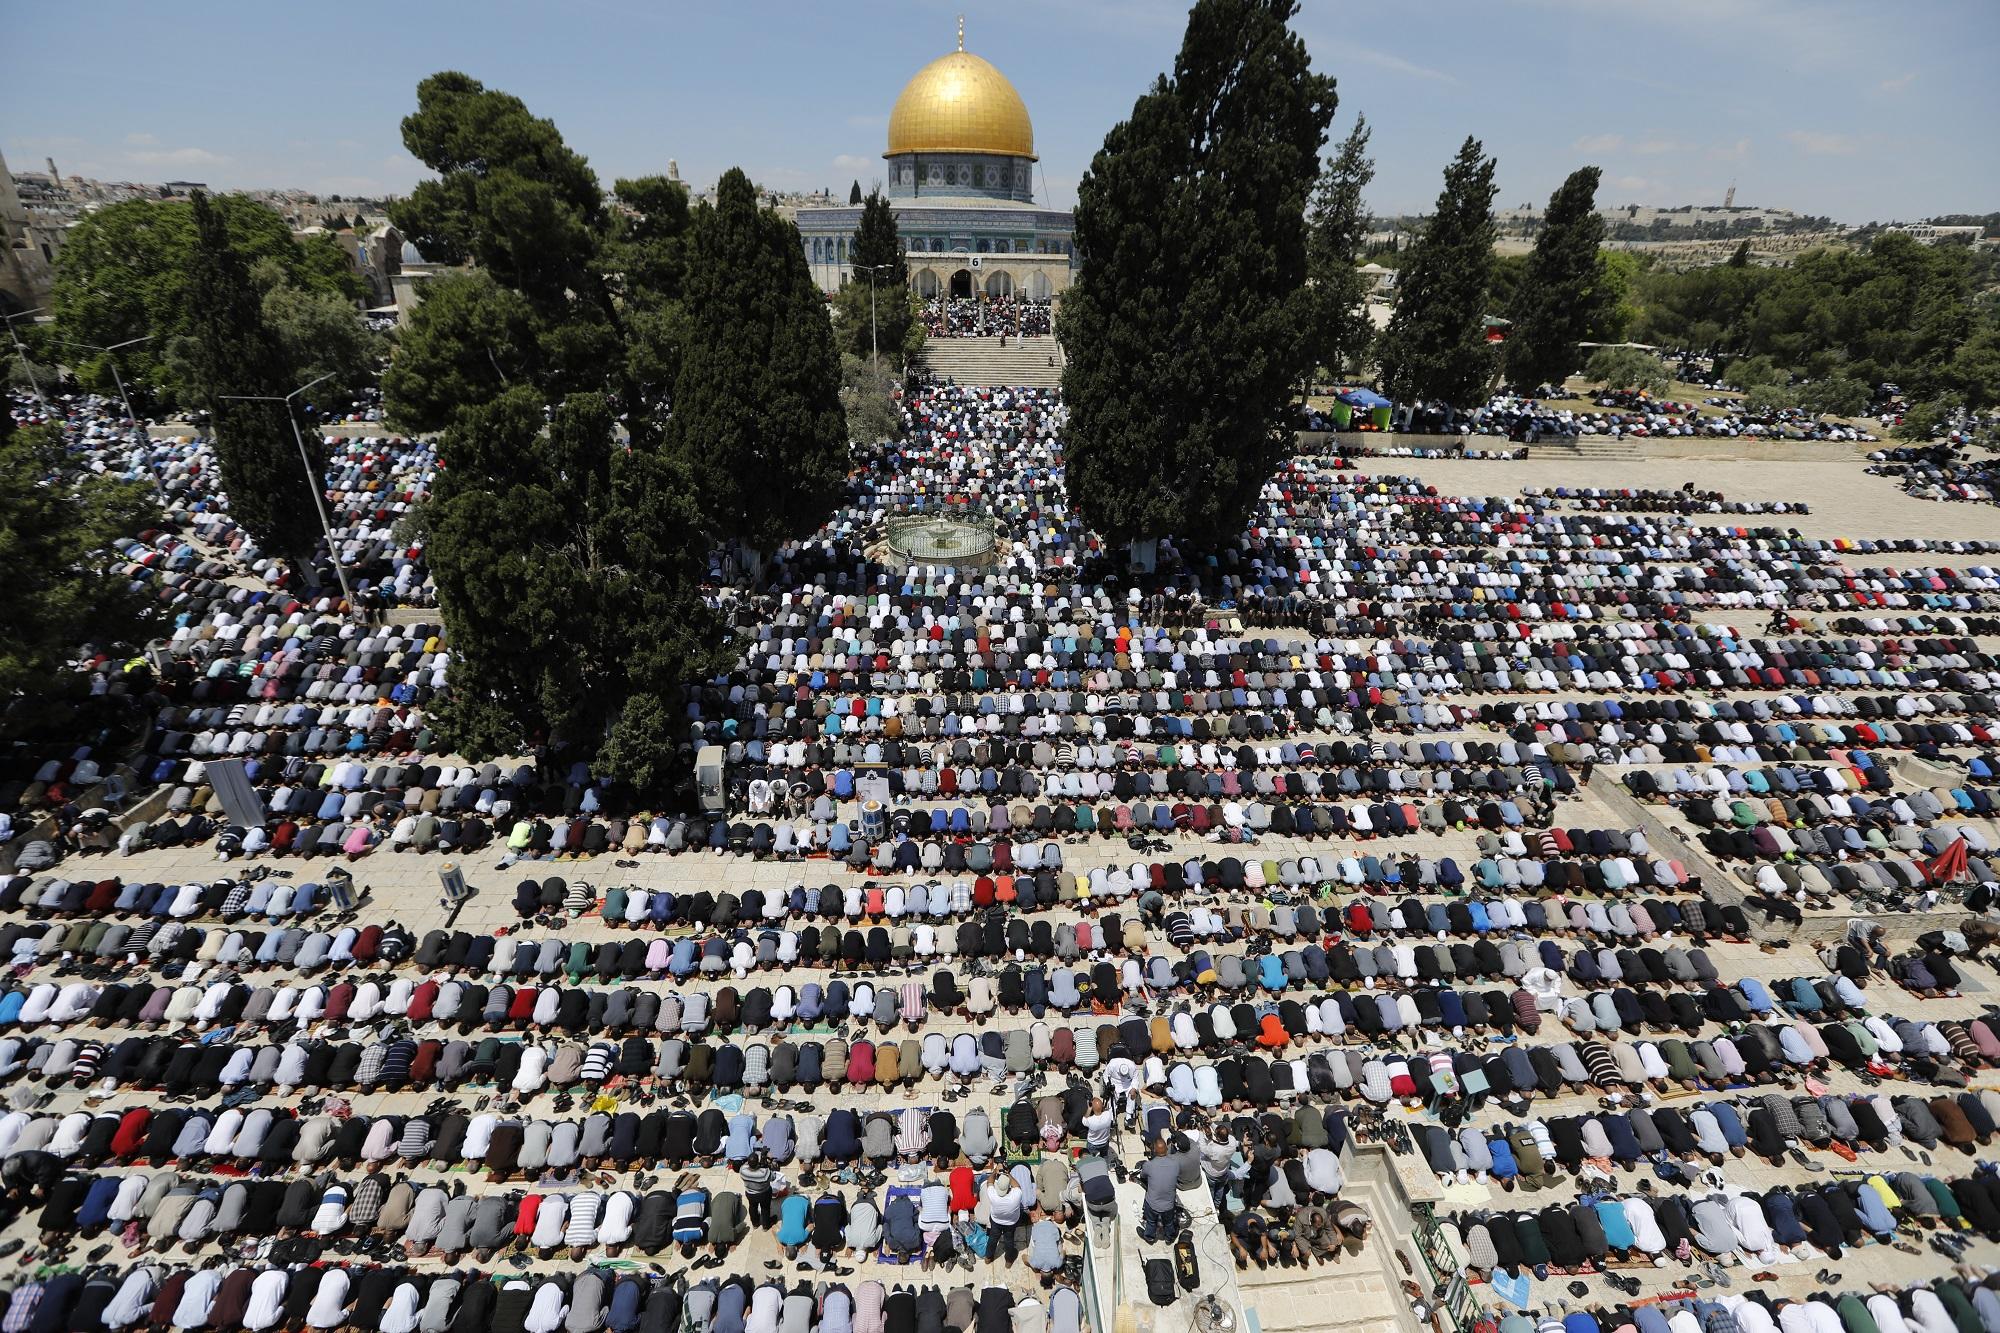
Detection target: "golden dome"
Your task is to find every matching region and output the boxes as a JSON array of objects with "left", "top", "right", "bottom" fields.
[{"left": 886, "top": 47, "right": 1036, "bottom": 161}]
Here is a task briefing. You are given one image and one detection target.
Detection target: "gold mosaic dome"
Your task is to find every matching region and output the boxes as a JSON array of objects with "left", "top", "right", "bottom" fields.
[{"left": 886, "top": 39, "right": 1036, "bottom": 161}]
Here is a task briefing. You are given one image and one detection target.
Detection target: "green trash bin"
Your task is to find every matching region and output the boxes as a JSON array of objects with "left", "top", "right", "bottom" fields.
[{"left": 1371, "top": 405, "right": 1392, "bottom": 430}]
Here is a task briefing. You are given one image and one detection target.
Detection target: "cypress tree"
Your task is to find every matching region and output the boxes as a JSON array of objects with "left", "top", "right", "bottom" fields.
[
  {"left": 184, "top": 190, "right": 325, "bottom": 566},
  {"left": 1375, "top": 136, "right": 1499, "bottom": 410},
  {"left": 1061, "top": 0, "right": 1336, "bottom": 552},
  {"left": 666, "top": 167, "right": 848, "bottom": 561},
  {"left": 835, "top": 189, "right": 917, "bottom": 367},
  {"left": 849, "top": 180, "right": 863, "bottom": 205},
  {"left": 1305, "top": 113, "right": 1376, "bottom": 379},
  {"left": 1505, "top": 166, "right": 1608, "bottom": 391}
]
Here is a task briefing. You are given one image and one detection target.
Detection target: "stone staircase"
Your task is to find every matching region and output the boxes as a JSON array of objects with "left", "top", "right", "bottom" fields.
[
  {"left": 921, "top": 335, "right": 1065, "bottom": 389},
  {"left": 1529, "top": 435, "right": 1643, "bottom": 462}
]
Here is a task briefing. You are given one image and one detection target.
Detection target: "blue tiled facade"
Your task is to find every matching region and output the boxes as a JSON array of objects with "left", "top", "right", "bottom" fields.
[{"left": 796, "top": 151, "right": 1073, "bottom": 296}]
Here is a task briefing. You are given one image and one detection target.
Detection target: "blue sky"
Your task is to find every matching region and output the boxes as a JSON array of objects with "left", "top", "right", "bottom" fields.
[{"left": 5, "top": 0, "right": 1996, "bottom": 223}]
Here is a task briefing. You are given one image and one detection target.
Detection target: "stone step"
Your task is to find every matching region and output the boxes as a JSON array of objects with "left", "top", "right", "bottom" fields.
[{"left": 922, "top": 335, "right": 1067, "bottom": 389}]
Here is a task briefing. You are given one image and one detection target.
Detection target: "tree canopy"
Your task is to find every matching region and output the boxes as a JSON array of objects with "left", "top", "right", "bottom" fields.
[
  {"left": 0, "top": 414, "right": 157, "bottom": 703},
  {"left": 183, "top": 191, "right": 328, "bottom": 564},
  {"left": 664, "top": 167, "right": 848, "bottom": 558},
  {"left": 1583, "top": 345, "right": 1670, "bottom": 397},
  {"left": 1629, "top": 231, "right": 1998, "bottom": 407},
  {"left": 384, "top": 71, "right": 722, "bottom": 788},
  {"left": 1505, "top": 166, "right": 1610, "bottom": 390},
  {"left": 1060, "top": 0, "right": 1336, "bottom": 549},
  {"left": 1374, "top": 136, "right": 1499, "bottom": 409},
  {"left": 1304, "top": 113, "right": 1375, "bottom": 379},
  {"left": 832, "top": 190, "right": 922, "bottom": 369},
  {"left": 52, "top": 193, "right": 363, "bottom": 406}
]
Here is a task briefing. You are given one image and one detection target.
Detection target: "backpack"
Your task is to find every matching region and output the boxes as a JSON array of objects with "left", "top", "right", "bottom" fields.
[{"left": 1144, "top": 1257, "right": 1177, "bottom": 1307}]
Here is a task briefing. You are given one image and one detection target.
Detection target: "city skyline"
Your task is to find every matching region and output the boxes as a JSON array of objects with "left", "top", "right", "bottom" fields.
[{"left": 4, "top": 0, "right": 1997, "bottom": 223}]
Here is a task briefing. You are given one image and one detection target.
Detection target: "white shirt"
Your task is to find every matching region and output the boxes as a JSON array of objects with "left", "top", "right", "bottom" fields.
[
  {"left": 244, "top": 1271, "right": 289, "bottom": 1331},
  {"left": 307, "top": 1270, "right": 351, "bottom": 1328}
]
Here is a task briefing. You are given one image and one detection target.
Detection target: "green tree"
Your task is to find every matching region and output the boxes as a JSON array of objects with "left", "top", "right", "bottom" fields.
[
  {"left": 1590, "top": 250, "right": 1642, "bottom": 343},
  {"left": 0, "top": 415, "right": 157, "bottom": 702},
  {"left": 1484, "top": 254, "right": 1529, "bottom": 320},
  {"left": 1945, "top": 315, "right": 2000, "bottom": 409},
  {"left": 601, "top": 174, "right": 696, "bottom": 423},
  {"left": 1725, "top": 354, "right": 1786, "bottom": 388},
  {"left": 1744, "top": 383, "right": 1794, "bottom": 415},
  {"left": 385, "top": 72, "right": 721, "bottom": 787},
  {"left": 834, "top": 189, "right": 920, "bottom": 369},
  {"left": 1506, "top": 166, "right": 1609, "bottom": 390},
  {"left": 1582, "top": 345, "right": 1670, "bottom": 396},
  {"left": 1304, "top": 113, "right": 1375, "bottom": 379},
  {"left": 1727, "top": 239, "right": 1751, "bottom": 267},
  {"left": 664, "top": 167, "right": 848, "bottom": 561},
  {"left": 1798, "top": 375, "right": 1869, "bottom": 418},
  {"left": 1060, "top": 0, "right": 1335, "bottom": 551},
  {"left": 52, "top": 193, "right": 359, "bottom": 405},
  {"left": 1375, "top": 136, "right": 1499, "bottom": 409},
  {"left": 841, "top": 353, "right": 903, "bottom": 444},
  {"left": 183, "top": 190, "right": 326, "bottom": 565},
  {"left": 261, "top": 282, "right": 382, "bottom": 402},
  {"left": 1894, "top": 393, "right": 1964, "bottom": 442}
]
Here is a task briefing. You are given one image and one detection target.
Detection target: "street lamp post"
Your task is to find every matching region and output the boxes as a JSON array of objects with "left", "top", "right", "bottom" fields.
[
  {"left": 854, "top": 262, "right": 897, "bottom": 379},
  {"left": 57, "top": 334, "right": 153, "bottom": 449},
  {"left": 221, "top": 371, "right": 353, "bottom": 603},
  {"left": 2, "top": 306, "right": 49, "bottom": 406}
]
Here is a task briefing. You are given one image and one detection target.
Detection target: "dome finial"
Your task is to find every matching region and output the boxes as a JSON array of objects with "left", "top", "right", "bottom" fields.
[{"left": 956, "top": 13, "right": 964, "bottom": 50}]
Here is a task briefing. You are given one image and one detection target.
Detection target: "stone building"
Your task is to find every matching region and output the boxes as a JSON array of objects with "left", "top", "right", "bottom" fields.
[{"left": 794, "top": 24, "right": 1073, "bottom": 301}]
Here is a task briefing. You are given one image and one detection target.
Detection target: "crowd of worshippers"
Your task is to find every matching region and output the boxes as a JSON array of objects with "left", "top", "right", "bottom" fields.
[
  {"left": 1354, "top": 391, "right": 1883, "bottom": 445},
  {"left": 1501, "top": 1272, "right": 2000, "bottom": 1333},
  {"left": 919, "top": 298, "right": 1052, "bottom": 339},
  {"left": 12, "top": 391, "right": 433, "bottom": 612},
  {"left": 18, "top": 382, "right": 2000, "bottom": 877},
  {"left": 1457, "top": 1194, "right": 2000, "bottom": 1333},
  {"left": 1868, "top": 444, "right": 2000, "bottom": 507},
  {"left": 0, "top": 1261, "right": 1086, "bottom": 1333},
  {"left": 16, "top": 868, "right": 2000, "bottom": 1113},
  {"left": 1521, "top": 486, "right": 1810, "bottom": 516}
]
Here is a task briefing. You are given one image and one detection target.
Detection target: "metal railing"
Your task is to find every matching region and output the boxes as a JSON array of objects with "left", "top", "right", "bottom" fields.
[{"left": 1410, "top": 1202, "right": 1483, "bottom": 1332}]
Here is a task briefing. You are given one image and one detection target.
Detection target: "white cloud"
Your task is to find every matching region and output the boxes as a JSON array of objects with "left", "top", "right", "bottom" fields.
[
  {"left": 1346, "top": 46, "right": 1458, "bottom": 85},
  {"left": 833, "top": 153, "right": 874, "bottom": 171},
  {"left": 1573, "top": 134, "right": 1623, "bottom": 153},
  {"left": 1632, "top": 137, "right": 1694, "bottom": 155},
  {"left": 1785, "top": 129, "right": 1858, "bottom": 155},
  {"left": 126, "top": 145, "right": 229, "bottom": 167},
  {"left": 124, "top": 132, "right": 158, "bottom": 147},
  {"left": 1877, "top": 71, "right": 1915, "bottom": 93},
  {"left": 1708, "top": 138, "right": 1753, "bottom": 161},
  {"left": 1610, "top": 174, "right": 1667, "bottom": 195}
]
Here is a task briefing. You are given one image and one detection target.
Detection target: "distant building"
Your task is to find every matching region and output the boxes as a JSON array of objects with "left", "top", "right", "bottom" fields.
[
  {"left": 0, "top": 147, "right": 57, "bottom": 314},
  {"left": 793, "top": 24, "right": 1074, "bottom": 302},
  {"left": 1884, "top": 222, "right": 1985, "bottom": 246},
  {"left": 391, "top": 240, "right": 461, "bottom": 326},
  {"left": 296, "top": 222, "right": 404, "bottom": 307}
]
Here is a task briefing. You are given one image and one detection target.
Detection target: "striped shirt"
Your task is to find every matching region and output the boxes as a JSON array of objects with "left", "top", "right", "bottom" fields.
[
  {"left": 564, "top": 1191, "right": 601, "bottom": 1247},
  {"left": 673, "top": 1190, "right": 707, "bottom": 1243},
  {"left": 396, "top": 1119, "right": 432, "bottom": 1161}
]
